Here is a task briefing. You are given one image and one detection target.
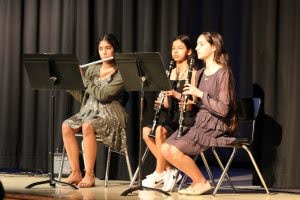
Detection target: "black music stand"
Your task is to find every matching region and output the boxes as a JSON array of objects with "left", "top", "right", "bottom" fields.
[
  {"left": 114, "top": 52, "right": 171, "bottom": 196},
  {"left": 23, "top": 54, "right": 84, "bottom": 189}
]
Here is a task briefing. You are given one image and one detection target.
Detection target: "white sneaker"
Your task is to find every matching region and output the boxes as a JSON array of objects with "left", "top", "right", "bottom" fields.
[
  {"left": 142, "top": 171, "right": 165, "bottom": 188},
  {"left": 162, "top": 169, "right": 182, "bottom": 192}
]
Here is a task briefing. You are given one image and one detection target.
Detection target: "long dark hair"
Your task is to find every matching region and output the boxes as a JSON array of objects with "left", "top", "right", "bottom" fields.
[{"left": 201, "top": 32, "right": 238, "bottom": 134}]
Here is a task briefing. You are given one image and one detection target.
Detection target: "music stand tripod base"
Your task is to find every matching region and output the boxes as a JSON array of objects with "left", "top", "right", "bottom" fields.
[
  {"left": 120, "top": 186, "right": 170, "bottom": 196},
  {"left": 25, "top": 179, "right": 78, "bottom": 189}
]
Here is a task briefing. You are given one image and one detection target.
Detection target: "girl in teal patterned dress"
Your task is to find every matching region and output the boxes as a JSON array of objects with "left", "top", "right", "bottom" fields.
[{"left": 61, "top": 34, "right": 127, "bottom": 188}]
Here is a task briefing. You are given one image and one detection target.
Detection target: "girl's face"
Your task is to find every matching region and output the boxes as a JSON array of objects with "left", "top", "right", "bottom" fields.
[
  {"left": 171, "top": 39, "right": 191, "bottom": 63},
  {"left": 195, "top": 35, "right": 215, "bottom": 61},
  {"left": 98, "top": 40, "right": 114, "bottom": 59}
]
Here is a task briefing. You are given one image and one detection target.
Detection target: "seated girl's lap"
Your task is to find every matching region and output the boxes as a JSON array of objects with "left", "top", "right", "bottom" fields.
[{"left": 166, "top": 130, "right": 209, "bottom": 156}]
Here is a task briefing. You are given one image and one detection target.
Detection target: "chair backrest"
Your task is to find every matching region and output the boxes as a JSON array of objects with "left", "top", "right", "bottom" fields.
[{"left": 236, "top": 98, "right": 261, "bottom": 144}]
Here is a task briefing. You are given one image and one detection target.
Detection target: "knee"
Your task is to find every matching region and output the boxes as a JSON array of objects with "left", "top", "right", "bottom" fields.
[
  {"left": 142, "top": 127, "right": 151, "bottom": 141},
  {"left": 161, "top": 143, "right": 171, "bottom": 158},
  {"left": 62, "top": 123, "right": 72, "bottom": 137},
  {"left": 155, "top": 126, "right": 167, "bottom": 142},
  {"left": 169, "top": 146, "right": 183, "bottom": 160},
  {"left": 82, "top": 122, "right": 94, "bottom": 137},
  {"left": 162, "top": 144, "right": 182, "bottom": 160}
]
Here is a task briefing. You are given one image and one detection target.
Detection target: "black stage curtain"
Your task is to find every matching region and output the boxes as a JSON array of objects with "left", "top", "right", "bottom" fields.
[{"left": 0, "top": 0, "right": 299, "bottom": 188}]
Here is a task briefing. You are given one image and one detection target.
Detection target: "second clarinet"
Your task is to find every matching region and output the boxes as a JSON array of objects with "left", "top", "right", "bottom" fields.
[
  {"left": 176, "top": 57, "right": 195, "bottom": 139},
  {"left": 148, "top": 60, "right": 175, "bottom": 137}
]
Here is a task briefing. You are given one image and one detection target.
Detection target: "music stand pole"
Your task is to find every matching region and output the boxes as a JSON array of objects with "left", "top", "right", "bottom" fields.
[
  {"left": 25, "top": 76, "right": 77, "bottom": 190},
  {"left": 120, "top": 55, "right": 170, "bottom": 196},
  {"left": 138, "top": 76, "right": 146, "bottom": 187}
]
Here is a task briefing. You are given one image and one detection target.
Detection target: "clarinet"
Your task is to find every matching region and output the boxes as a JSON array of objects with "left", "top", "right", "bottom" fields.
[
  {"left": 148, "top": 60, "right": 175, "bottom": 137},
  {"left": 176, "top": 57, "right": 195, "bottom": 139}
]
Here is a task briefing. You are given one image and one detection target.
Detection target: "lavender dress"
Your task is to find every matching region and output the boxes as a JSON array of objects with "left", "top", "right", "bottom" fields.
[{"left": 166, "top": 67, "right": 235, "bottom": 155}]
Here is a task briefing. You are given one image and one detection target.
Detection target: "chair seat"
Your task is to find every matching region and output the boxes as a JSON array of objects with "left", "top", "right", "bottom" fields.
[{"left": 230, "top": 138, "right": 251, "bottom": 145}]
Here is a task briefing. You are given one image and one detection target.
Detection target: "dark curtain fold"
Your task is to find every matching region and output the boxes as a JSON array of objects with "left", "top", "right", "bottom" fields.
[
  {"left": 178, "top": 0, "right": 252, "bottom": 97},
  {"left": 0, "top": 0, "right": 23, "bottom": 168},
  {"left": 0, "top": 0, "right": 299, "bottom": 188},
  {"left": 252, "top": 0, "right": 300, "bottom": 188}
]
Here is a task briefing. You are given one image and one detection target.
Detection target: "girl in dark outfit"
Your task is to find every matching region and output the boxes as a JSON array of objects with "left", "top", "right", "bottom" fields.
[
  {"left": 161, "top": 32, "right": 238, "bottom": 195},
  {"left": 142, "top": 35, "right": 197, "bottom": 191}
]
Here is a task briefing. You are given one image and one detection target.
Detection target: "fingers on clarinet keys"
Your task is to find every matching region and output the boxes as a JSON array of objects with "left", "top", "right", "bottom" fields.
[
  {"left": 154, "top": 101, "right": 161, "bottom": 110},
  {"left": 183, "top": 85, "right": 190, "bottom": 94},
  {"left": 178, "top": 102, "right": 184, "bottom": 111}
]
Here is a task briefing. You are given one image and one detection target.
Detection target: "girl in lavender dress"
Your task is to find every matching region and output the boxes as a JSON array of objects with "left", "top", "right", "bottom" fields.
[{"left": 161, "top": 32, "right": 238, "bottom": 195}]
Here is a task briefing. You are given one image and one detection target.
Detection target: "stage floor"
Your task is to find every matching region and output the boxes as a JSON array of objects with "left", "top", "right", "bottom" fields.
[{"left": 1, "top": 173, "right": 300, "bottom": 200}]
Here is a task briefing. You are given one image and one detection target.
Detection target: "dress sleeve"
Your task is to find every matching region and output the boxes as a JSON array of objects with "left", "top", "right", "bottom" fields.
[
  {"left": 84, "top": 70, "right": 124, "bottom": 103},
  {"left": 201, "top": 70, "right": 231, "bottom": 117}
]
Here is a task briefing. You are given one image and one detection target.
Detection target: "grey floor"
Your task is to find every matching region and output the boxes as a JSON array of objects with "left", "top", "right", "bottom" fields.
[{"left": 1, "top": 167, "right": 299, "bottom": 200}]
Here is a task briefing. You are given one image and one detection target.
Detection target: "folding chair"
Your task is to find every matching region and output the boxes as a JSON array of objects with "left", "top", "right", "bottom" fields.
[
  {"left": 212, "top": 98, "right": 269, "bottom": 195},
  {"left": 177, "top": 151, "right": 237, "bottom": 192},
  {"left": 58, "top": 133, "right": 133, "bottom": 187}
]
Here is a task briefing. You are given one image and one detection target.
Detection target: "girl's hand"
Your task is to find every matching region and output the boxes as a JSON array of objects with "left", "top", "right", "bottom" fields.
[
  {"left": 183, "top": 84, "right": 203, "bottom": 98},
  {"left": 153, "top": 99, "right": 161, "bottom": 110},
  {"left": 165, "top": 90, "right": 181, "bottom": 100},
  {"left": 178, "top": 99, "right": 195, "bottom": 111},
  {"left": 154, "top": 91, "right": 168, "bottom": 110},
  {"left": 79, "top": 66, "right": 84, "bottom": 76}
]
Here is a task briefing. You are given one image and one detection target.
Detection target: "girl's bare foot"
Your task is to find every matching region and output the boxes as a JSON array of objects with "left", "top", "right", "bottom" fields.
[
  {"left": 78, "top": 173, "right": 95, "bottom": 188},
  {"left": 65, "top": 170, "right": 82, "bottom": 185}
]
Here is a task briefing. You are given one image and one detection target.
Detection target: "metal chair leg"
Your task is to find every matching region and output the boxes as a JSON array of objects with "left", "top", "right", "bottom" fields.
[
  {"left": 213, "top": 147, "right": 237, "bottom": 195},
  {"left": 105, "top": 147, "right": 112, "bottom": 187},
  {"left": 103, "top": 146, "right": 133, "bottom": 187},
  {"left": 200, "top": 152, "right": 217, "bottom": 187},
  {"left": 58, "top": 147, "right": 66, "bottom": 181},
  {"left": 170, "top": 169, "right": 181, "bottom": 191},
  {"left": 242, "top": 145, "right": 269, "bottom": 194},
  {"left": 124, "top": 149, "right": 133, "bottom": 180},
  {"left": 212, "top": 147, "right": 237, "bottom": 192},
  {"left": 129, "top": 147, "right": 150, "bottom": 188},
  {"left": 81, "top": 141, "right": 86, "bottom": 168},
  {"left": 178, "top": 173, "right": 188, "bottom": 190}
]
